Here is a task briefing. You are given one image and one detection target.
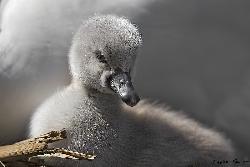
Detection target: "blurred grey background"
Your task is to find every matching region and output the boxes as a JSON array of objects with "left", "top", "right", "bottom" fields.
[{"left": 0, "top": 0, "right": 250, "bottom": 158}]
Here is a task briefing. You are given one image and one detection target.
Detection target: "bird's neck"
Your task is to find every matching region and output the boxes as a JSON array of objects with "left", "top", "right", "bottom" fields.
[
  {"left": 86, "top": 87, "right": 122, "bottom": 121},
  {"left": 71, "top": 80, "right": 122, "bottom": 122},
  {"left": 68, "top": 81, "right": 122, "bottom": 153}
]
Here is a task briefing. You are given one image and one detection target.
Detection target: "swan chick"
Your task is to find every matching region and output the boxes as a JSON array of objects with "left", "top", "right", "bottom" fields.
[{"left": 30, "top": 15, "right": 235, "bottom": 167}]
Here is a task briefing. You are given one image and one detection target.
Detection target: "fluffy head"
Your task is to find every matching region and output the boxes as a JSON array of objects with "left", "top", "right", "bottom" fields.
[{"left": 69, "top": 15, "right": 142, "bottom": 93}]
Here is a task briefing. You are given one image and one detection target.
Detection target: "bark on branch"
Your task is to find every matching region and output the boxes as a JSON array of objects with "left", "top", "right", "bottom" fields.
[{"left": 0, "top": 129, "right": 96, "bottom": 166}]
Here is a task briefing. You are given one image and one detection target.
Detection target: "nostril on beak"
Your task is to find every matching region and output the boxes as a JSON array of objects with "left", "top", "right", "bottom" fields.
[{"left": 108, "top": 71, "right": 140, "bottom": 107}]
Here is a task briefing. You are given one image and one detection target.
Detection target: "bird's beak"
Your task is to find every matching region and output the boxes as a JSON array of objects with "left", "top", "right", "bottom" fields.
[{"left": 108, "top": 71, "right": 140, "bottom": 107}]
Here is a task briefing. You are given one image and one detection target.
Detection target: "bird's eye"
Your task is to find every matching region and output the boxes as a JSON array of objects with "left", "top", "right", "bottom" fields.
[{"left": 95, "top": 50, "right": 107, "bottom": 64}]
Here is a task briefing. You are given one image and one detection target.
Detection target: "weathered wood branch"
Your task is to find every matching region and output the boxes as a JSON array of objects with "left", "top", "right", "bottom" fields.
[{"left": 0, "top": 129, "right": 96, "bottom": 166}]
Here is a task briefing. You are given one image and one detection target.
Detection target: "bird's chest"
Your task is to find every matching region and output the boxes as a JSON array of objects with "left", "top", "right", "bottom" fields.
[
  {"left": 64, "top": 110, "right": 134, "bottom": 166},
  {"left": 65, "top": 103, "right": 121, "bottom": 154}
]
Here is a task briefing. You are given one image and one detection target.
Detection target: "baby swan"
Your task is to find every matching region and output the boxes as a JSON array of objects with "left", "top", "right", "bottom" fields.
[{"left": 30, "top": 15, "right": 234, "bottom": 166}]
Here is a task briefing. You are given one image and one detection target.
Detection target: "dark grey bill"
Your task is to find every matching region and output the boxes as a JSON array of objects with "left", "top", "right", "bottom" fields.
[{"left": 108, "top": 71, "right": 140, "bottom": 107}]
